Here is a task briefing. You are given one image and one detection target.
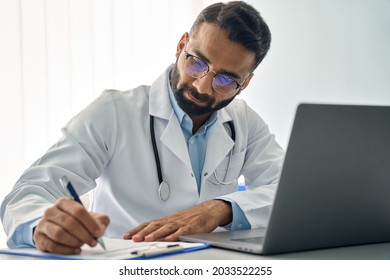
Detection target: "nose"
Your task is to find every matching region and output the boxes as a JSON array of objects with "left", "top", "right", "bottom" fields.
[{"left": 192, "top": 71, "right": 215, "bottom": 95}]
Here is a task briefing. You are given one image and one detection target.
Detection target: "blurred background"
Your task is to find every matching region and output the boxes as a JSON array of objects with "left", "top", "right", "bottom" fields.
[{"left": 0, "top": 0, "right": 389, "bottom": 247}]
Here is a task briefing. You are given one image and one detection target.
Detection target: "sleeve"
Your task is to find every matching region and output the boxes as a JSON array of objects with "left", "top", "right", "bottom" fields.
[
  {"left": 6, "top": 218, "right": 40, "bottom": 248},
  {"left": 218, "top": 199, "right": 251, "bottom": 230},
  {"left": 0, "top": 90, "right": 118, "bottom": 248}
]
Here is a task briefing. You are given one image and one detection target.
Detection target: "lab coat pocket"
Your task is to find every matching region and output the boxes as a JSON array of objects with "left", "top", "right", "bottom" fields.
[{"left": 207, "top": 149, "right": 246, "bottom": 193}]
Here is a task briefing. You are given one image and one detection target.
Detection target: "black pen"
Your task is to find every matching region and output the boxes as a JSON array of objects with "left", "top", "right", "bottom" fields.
[{"left": 59, "top": 175, "right": 106, "bottom": 250}]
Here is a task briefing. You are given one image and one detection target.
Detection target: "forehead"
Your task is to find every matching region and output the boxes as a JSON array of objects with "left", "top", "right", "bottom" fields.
[{"left": 188, "top": 23, "right": 256, "bottom": 77}]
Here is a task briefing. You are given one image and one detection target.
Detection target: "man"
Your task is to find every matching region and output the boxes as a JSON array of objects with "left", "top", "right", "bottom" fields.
[{"left": 1, "top": 1, "right": 284, "bottom": 255}]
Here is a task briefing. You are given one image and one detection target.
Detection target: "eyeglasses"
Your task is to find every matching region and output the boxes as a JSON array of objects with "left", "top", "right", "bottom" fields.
[{"left": 183, "top": 50, "right": 247, "bottom": 96}]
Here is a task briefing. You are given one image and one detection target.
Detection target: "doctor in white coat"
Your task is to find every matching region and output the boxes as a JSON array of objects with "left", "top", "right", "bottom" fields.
[{"left": 1, "top": 1, "right": 284, "bottom": 255}]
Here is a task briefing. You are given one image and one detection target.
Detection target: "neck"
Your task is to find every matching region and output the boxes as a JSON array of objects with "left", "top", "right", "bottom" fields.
[{"left": 190, "top": 114, "right": 211, "bottom": 134}]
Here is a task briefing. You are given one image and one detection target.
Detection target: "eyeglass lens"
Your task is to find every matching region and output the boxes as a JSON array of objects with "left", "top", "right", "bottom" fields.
[{"left": 185, "top": 55, "right": 239, "bottom": 95}]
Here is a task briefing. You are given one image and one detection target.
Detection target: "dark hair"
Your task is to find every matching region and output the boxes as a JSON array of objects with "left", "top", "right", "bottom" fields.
[{"left": 190, "top": 1, "right": 271, "bottom": 71}]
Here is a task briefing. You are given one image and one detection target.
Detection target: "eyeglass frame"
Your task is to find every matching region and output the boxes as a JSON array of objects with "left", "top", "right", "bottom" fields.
[{"left": 182, "top": 44, "right": 252, "bottom": 96}]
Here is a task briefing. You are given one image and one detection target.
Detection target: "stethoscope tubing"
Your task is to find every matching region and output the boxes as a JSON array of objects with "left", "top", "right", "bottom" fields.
[
  {"left": 150, "top": 115, "right": 163, "bottom": 185},
  {"left": 150, "top": 115, "right": 235, "bottom": 201}
]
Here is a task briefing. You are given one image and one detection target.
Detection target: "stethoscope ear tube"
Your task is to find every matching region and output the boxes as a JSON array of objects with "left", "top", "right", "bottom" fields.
[
  {"left": 150, "top": 115, "right": 163, "bottom": 184},
  {"left": 150, "top": 115, "right": 171, "bottom": 201},
  {"left": 150, "top": 115, "right": 236, "bottom": 200}
]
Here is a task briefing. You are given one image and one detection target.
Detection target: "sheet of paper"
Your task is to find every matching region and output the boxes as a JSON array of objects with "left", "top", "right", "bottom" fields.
[{"left": 0, "top": 237, "right": 208, "bottom": 260}]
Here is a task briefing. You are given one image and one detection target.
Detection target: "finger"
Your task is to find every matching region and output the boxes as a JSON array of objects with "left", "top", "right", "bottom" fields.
[
  {"left": 35, "top": 215, "right": 88, "bottom": 247},
  {"left": 122, "top": 223, "right": 149, "bottom": 240},
  {"left": 43, "top": 202, "right": 97, "bottom": 247},
  {"left": 163, "top": 226, "right": 194, "bottom": 242},
  {"left": 133, "top": 222, "right": 180, "bottom": 242},
  {"left": 125, "top": 221, "right": 166, "bottom": 242},
  {"left": 56, "top": 198, "right": 105, "bottom": 241},
  {"left": 91, "top": 213, "right": 110, "bottom": 230},
  {"left": 34, "top": 222, "right": 82, "bottom": 255},
  {"left": 143, "top": 222, "right": 196, "bottom": 242}
]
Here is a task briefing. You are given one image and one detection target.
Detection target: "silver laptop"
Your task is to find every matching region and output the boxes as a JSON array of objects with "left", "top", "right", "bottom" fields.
[{"left": 180, "top": 103, "right": 390, "bottom": 255}]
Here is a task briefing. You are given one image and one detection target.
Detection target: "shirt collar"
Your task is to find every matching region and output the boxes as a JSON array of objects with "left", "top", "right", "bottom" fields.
[{"left": 168, "top": 81, "right": 186, "bottom": 125}]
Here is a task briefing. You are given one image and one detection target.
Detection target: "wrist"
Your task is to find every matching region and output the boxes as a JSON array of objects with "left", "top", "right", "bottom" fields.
[{"left": 207, "top": 199, "right": 232, "bottom": 226}]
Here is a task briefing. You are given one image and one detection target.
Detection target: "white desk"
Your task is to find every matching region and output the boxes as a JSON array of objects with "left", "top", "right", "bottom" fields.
[
  {"left": 162, "top": 242, "right": 390, "bottom": 260},
  {"left": 1, "top": 242, "right": 390, "bottom": 260}
]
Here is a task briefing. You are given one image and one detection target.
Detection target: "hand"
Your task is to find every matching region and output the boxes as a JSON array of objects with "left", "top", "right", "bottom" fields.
[
  {"left": 33, "top": 198, "right": 110, "bottom": 255},
  {"left": 123, "top": 200, "right": 232, "bottom": 242}
]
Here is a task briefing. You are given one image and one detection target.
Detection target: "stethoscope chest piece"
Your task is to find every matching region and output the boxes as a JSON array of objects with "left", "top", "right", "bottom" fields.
[
  {"left": 150, "top": 114, "right": 235, "bottom": 201},
  {"left": 158, "top": 181, "right": 170, "bottom": 201}
]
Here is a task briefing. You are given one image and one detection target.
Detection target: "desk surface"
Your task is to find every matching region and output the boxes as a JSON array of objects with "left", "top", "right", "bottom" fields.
[{"left": 1, "top": 242, "right": 390, "bottom": 260}]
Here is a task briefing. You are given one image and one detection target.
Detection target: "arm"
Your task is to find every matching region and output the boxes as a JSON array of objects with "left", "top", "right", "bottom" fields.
[
  {"left": 123, "top": 101, "right": 284, "bottom": 241},
  {"left": 217, "top": 103, "right": 285, "bottom": 229},
  {"left": 1, "top": 91, "right": 117, "bottom": 252}
]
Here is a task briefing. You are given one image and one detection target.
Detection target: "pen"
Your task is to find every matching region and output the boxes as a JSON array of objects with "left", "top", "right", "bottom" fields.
[{"left": 59, "top": 175, "right": 106, "bottom": 250}]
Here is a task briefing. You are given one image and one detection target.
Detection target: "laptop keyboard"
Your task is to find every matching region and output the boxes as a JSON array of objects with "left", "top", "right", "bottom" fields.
[{"left": 231, "top": 236, "right": 264, "bottom": 244}]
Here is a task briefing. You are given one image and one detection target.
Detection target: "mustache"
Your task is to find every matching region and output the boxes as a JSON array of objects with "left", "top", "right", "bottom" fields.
[{"left": 181, "top": 84, "right": 211, "bottom": 102}]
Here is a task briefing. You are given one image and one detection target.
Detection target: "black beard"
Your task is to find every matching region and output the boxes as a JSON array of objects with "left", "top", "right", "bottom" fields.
[{"left": 170, "top": 63, "right": 236, "bottom": 117}]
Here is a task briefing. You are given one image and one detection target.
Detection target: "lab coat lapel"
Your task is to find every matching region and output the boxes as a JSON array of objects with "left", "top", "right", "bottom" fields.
[
  {"left": 149, "top": 65, "right": 173, "bottom": 120},
  {"left": 149, "top": 65, "right": 192, "bottom": 169},
  {"left": 160, "top": 112, "right": 192, "bottom": 169},
  {"left": 202, "top": 111, "right": 234, "bottom": 183}
]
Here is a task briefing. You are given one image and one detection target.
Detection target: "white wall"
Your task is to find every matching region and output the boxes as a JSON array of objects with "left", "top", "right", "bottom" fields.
[
  {"left": 243, "top": 0, "right": 390, "bottom": 148},
  {"left": 1, "top": 0, "right": 389, "bottom": 247},
  {"left": 0, "top": 0, "right": 204, "bottom": 248}
]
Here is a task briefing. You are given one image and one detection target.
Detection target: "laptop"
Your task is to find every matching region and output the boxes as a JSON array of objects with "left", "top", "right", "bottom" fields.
[{"left": 180, "top": 103, "right": 390, "bottom": 255}]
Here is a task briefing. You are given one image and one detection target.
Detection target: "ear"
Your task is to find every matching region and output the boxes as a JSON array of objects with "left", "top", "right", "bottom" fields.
[
  {"left": 175, "top": 32, "right": 188, "bottom": 58},
  {"left": 241, "top": 73, "right": 254, "bottom": 90}
]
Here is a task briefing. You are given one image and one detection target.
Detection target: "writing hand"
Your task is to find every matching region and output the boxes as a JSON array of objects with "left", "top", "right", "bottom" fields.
[
  {"left": 33, "top": 198, "right": 110, "bottom": 255},
  {"left": 122, "top": 200, "right": 232, "bottom": 242}
]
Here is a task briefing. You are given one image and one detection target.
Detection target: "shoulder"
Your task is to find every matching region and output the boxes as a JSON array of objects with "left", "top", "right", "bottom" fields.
[
  {"left": 97, "top": 86, "right": 151, "bottom": 114},
  {"left": 66, "top": 86, "right": 151, "bottom": 130},
  {"left": 101, "top": 86, "right": 150, "bottom": 104},
  {"left": 225, "top": 98, "right": 266, "bottom": 126}
]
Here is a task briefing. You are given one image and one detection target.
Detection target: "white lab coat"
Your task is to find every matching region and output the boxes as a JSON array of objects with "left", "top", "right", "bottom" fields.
[{"left": 1, "top": 65, "right": 285, "bottom": 246}]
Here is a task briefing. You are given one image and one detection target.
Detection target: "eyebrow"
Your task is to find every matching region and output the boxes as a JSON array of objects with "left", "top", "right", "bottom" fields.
[{"left": 192, "top": 49, "right": 243, "bottom": 80}]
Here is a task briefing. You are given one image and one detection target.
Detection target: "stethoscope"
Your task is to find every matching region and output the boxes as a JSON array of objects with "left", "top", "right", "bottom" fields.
[{"left": 150, "top": 115, "right": 236, "bottom": 201}]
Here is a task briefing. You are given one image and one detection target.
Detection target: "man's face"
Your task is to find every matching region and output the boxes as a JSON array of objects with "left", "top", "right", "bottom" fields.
[{"left": 170, "top": 23, "right": 255, "bottom": 118}]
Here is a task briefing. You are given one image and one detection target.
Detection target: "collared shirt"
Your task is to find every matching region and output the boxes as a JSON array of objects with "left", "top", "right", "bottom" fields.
[
  {"left": 167, "top": 86, "right": 217, "bottom": 192},
  {"left": 167, "top": 79, "right": 250, "bottom": 231}
]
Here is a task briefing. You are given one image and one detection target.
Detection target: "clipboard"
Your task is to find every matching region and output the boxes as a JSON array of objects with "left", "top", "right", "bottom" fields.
[{"left": 0, "top": 237, "right": 209, "bottom": 260}]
